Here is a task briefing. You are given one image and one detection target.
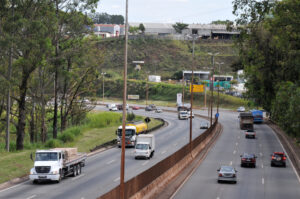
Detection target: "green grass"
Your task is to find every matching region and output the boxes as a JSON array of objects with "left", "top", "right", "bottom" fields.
[{"left": 0, "top": 111, "right": 163, "bottom": 184}]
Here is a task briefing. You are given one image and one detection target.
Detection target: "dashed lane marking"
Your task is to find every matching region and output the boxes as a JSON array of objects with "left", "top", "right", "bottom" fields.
[
  {"left": 161, "top": 150, "right": 167, "bottom": 154},
  {"left": 106, "top": 159, "right": 116, "bottom": 165},
  {"left": 233, "top": 150, "right": 236, "bottom": 154},
  {"left": 229, "top": 161, "right": 233, "bottom": 166},
  {"left": 142, "top": 160, "right": 149, "bottom": 166},
  {"left": 262, "top": 178, "right": 265, "bottom": 184},
  {"left": 26, "top": 195, "right": 36, "bottom": 199},
  {"left": 114, "top": 177, "right": 120, "bottom": 182}
]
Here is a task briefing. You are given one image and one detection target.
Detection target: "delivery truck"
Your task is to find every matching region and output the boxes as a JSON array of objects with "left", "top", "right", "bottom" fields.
[
  {"left": 116, "top": 121, "right": 148, "bottom": 147},
  {"left": 29, "top": 148, "right": 86, "bottom": 183},
  {"left": 135, "top": 134, "right": 155, "bottom": 159}
]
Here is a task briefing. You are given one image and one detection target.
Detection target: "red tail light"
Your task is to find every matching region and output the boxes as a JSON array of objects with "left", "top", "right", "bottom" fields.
[
  {"left": 242, "top": 158, "right": 246, "bottom": 161},
  {"left": 283, "top": 157, "right": 286, "bottom": 160},
  {"left": 219, "top": 173, "right": 222, "bottom": 177},
  {"left": 272, "top": 156, "right": 275, "bottom": 159}
]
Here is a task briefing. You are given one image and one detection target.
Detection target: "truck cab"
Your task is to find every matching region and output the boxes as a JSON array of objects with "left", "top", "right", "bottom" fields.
[
  {"left": 30, "top": 150, "right": 64, "bottom": 183},
  {"left": 134, "top": 134, "right": 155, "bottom": 159},
  {"left": 117, "top": 126, "right": 137, "bottom": 147}
]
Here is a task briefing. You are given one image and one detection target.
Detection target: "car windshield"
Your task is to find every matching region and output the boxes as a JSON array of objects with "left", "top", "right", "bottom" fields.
[
  {"left": 246, "top": 130, "right": 254, "bottom": 132},
  {"left": 243, "top": 153, "right": 254, "bottom": 158},
  {"left": 36, "top": 152, "right": 58, "bottom": 161},
  {"left": 274, "top": 153, "right": 284, "bottom": 157},
  {"left": 221, "top": 166, "right": 234, "bottom": 172},
  {"left": 135, "top": 144, "right": 148, "bottom": 150},
  {"left": 118, "top": 129, "right": 135, "bottom": 136}
]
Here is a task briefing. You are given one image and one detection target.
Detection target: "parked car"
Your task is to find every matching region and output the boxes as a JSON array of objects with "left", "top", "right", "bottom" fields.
[
  {"left": 245, "top": 129, "right": 256, "bottom": 139},
  {"left": 132, "top": 106, "right": 140, "bottom": 110},
  {"left": 237, "top": 106, "right": 246, "bottom": 112},
  {"left": 155, "top": 108, "right": 163, "bottom": 113},
  {"left": 217, "top": 165, "right": 237, "bottom": 184},
  {"left": 200, "top": 122, "right": 209, "bottom": 129},
  {"left": 271, "top": 152, "right": 287, "bottom": 167},
  {"left": 240, "top": 153, "right": 257, "bottom": 168}
]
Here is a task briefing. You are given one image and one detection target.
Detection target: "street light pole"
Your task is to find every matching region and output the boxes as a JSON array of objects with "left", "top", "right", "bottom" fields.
[
  {"left": 215, "top": 62, "right": 224, "bottom": 114},
  {"left": 101, "top": 72, "right": 106, "bottom": 104},
  {"left": 208, "top": 52, "right": 219, "bottom": 126},
  {"left": 120, "top": 0, "right": 129, "bottom": 198},
  {"left": 182, "top": 71, "right": 185, "bottom": 105}
]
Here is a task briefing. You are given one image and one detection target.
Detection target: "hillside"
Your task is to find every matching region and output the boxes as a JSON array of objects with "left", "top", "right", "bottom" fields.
[{"left": 97, "top": 37, "right": 238, "bottom": 79}]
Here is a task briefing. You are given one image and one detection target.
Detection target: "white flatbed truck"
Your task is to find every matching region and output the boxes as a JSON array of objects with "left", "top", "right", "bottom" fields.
[{"left": 29, "top": 148, "right": 86, "bottom": 183}]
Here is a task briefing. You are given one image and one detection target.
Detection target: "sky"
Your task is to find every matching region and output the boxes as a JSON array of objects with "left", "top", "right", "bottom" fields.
[{"left": 96, "top": 0, "right": 237, "bottom": 24}]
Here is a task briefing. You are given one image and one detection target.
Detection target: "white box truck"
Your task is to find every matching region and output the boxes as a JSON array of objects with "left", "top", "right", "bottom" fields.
[
  {"left": 29, "top": 148, "right": 86, "bottom": 183},
  {"left": 134, "top": 134, "right": 155, "bottom": 159}
]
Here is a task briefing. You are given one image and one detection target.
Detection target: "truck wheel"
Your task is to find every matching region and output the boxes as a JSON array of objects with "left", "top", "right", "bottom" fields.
[
  {"left": 77, "top": 164, "right": 81, "bottom": 175},
  {"left": 73, "top": 165, "right": 77, "bottom": 177},
  {"left": 33, "top": 180, "right": 38, "bottom": 184}
]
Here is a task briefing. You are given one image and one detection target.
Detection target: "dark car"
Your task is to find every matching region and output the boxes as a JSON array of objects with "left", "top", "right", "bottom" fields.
[
  {"left": 245, "top": 129, "right": 256, "bottom": 139},
  {"left": 271, "top": 152, "right": 287, "bottom": 167},
  {"left": 240, "top": 153, "right": 257, "bottom": 168},
  {"left": 145, "top": 106, "right": 153, "bottom": 111}
]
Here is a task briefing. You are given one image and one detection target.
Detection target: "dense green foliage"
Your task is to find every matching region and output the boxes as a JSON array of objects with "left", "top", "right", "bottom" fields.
[
  {"left": 90, "top": 12, "right": 124, "bottom": 24},
  {"left": 233, "top": 0, "right": 300, "bottom": 138},
  {"left": 172, "top": 22, "right": 189, "bottom": 34}
]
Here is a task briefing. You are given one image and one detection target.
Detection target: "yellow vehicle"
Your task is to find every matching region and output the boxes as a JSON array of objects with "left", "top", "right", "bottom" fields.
[{"left": 116, "top": 121, "right": 148, "bottom": 147}]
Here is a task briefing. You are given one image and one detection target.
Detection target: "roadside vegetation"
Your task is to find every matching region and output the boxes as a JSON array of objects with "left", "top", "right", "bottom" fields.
[
  {"left": 232, "top": 0, "right": 300, "bottom": 139},
  {"left": 0, "top": 111, "right": 163, "bottom": 184}
]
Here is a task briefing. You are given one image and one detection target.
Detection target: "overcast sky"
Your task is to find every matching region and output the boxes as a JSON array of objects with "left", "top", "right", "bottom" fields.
[{"left": 96, "top": 0, "right": 236, "bottom": 24}]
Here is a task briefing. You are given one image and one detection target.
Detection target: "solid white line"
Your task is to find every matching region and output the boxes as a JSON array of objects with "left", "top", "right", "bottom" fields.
[
  {"left": 113, "top": 177, "right": 120, "bottom": 182},
  {"left": 233, "top": 150, "right": 236, "bottom": 154},
  {"left": 106, "top": 159, "right": 116, "bottom": 165},
  {"left": 0, "top": 180, "right": 28, "bottom": 194},
  {"left": 161, "top": 150, "right": 167, "bottom": 154},
  {"left": 262, "top": 178, "right": 264, "bottom": 185},
  {"left": 272, "top": 129, "right": 300, "bottom": 183},
  {"left": 142, "top": 161, "right": 149, "bottom": 166},
  {"left": 26, "top": 195, "right": 36, "bottom": 199},
  {"left": 71, "top": 174, "right": 85, "bottom": 181}
]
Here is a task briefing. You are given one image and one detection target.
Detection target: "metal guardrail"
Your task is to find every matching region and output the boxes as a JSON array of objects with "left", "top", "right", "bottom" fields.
[{"left": 98, "top": 120, "right": 218, "bottom": 199}]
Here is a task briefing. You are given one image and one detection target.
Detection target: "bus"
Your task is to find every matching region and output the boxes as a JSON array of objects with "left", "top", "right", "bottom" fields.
[{"left": 250, "top": 110, "right": 263, "bottom": 123}]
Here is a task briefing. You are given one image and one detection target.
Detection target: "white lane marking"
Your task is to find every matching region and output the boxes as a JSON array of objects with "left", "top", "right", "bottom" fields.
[
  {"left": 81, "top": 197, "right": 85, "bottom": 199},
  {"left": 217, "top": 197, "right": 220, "bottom": 199},
  {"left": 0, "top": 180, "right": 28, "bottom": 193},
  {"left": 229, "top": 161, "right": 233, "bottom": 166},
  {"left": 262, "top": 178, "right": 264, "bottom": 184},
  {"left": 106, "top": 159, "right": 116, "bottom": 165},
  {"left": 142, "top": 160, "right": 149, "bottom": 166},
  {"left": 72, "top": 174, "right": 85, "bottom": 181},
  {"left": 173, "top": 142, "right": 178, "bottom": 146},
  {"left": 261, "top": 164, "right": 264, "bottom": 169},
  {"left": 161, "top": 150, "right": 167, "bottom": 154},
  {"left": 114, "top": 177, "right": 120, "bottom": 182},
  {"left": 260, "top": 152, "right": 263, "bottom": 157},
  {"left": 26, "top": 195, "right": 36, "bottom": 199},
  {"left": 233, "top": 150, "right": 236, "bottom": 154},
  {"left": 272, "top": 130, "right": 300, "bottom": 183},
  {"left": 183, "top": 137, "right": 187, "bottom": 139},
  {"left": 236, "top": 142, "right": 238, "bottom": 146}
]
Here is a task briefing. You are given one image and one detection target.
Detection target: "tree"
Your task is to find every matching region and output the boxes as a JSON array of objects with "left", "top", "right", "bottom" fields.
[
  {"left": 129, "top": 26, "right": 139, "bottom": 34},
  {"left": 90, "top": 12, "right": 124, "bottom": 24},
  {"left": 139, "top": 23, "right": 145, "bottom": 34},
  {"left": 172, "top": 22, "right": 188, "bottom": 34}
]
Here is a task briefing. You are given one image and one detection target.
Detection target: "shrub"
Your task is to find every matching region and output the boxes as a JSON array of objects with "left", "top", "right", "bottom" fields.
[
  {"left": 58, "top": 132, "right": 75, "bottom": 143},
  {"left": 45, "top": 139, "right": 63, "bottom": 148}
]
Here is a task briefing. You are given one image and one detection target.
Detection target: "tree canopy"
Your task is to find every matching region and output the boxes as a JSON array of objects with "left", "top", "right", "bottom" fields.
[{"left": 172, "top": 22, "right": 189, "bottom": 34}]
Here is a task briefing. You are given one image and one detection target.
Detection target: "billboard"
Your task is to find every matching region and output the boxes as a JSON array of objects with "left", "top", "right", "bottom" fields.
[
  {"left": 190, "top": 84, "right": 204, "bottom": 93},
  {"left": 128, "top": 95, "right": 140, "bottom": 100}
]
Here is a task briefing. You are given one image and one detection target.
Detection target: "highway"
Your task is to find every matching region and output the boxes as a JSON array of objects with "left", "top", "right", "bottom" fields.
[
  {"left": 172, "top": 110, "right": 300, "bottom": 199},
  {"left": 0, "top": 106, "right": 208, "bottom": 199}
]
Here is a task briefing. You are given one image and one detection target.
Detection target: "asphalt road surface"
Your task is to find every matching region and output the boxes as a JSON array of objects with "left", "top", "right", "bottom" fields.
[
  {"left": 0, "top": 106, "right": 208, "bottom": 199},
  {"left": 172, "top": 110, "right": 300, "bottom": 199}
]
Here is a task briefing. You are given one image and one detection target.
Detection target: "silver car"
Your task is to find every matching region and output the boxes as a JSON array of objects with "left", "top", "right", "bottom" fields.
[{"left": 217, "top": 166, "right": 237, "bottom": 183}]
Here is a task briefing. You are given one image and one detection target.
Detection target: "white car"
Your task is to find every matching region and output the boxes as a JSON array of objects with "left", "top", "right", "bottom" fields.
[
  {"left": 237, "top": 106, "right": 245, "bottom": 112},
  {"left": 178, "top": 111, "right": 189, "bottom": 120},
  {"left": 155, "top": 108, "right": 163, "bottom": 113},
  {"left": 217, "top": 165, "right": 237, "bottom": 184},
  {"left": 187, "top": 110, "right": 194, "bottom": 118}
]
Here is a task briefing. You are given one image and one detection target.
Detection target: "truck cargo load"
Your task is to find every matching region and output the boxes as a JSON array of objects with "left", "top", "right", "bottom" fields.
[
  {"left": 250, "top": 109, "right": 263, "bottom": 123},
  {"left": 239, "top": 112, "right": 254, "bottom": 130}
]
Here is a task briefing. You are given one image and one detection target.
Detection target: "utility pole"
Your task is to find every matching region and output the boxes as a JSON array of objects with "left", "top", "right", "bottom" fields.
[
  {"left": 216, "top": 62, "right": 224, "bottom": 113},
  {"left": 182, "top": 71, "right": 185, "bottom": 105},
  {"left": 208, "top": 52, "right": 219, "bottom": 126},
  {"left": 101, "top": 72, "right": 106, "bottom": 103},
  {"left": 120, "top": 0, "right": 129, "bottom": 198}
]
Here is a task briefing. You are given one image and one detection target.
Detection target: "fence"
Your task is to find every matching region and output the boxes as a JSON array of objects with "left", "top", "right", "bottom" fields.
[{"left": 98, "top": 120, "right": 218, "bottom": 199}]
